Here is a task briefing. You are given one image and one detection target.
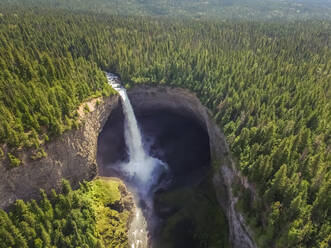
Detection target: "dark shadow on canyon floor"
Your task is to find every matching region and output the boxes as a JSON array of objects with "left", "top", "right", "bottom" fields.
[{"left": 97, "top": 103, "right": 229, "bottom": 248}]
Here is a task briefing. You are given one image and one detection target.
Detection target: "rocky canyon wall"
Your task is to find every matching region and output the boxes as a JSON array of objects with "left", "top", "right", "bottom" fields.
[
  {"left": 0, "top": 95, "right": 120, "bottom": 209},
  {"left": 0, "top": 85, "right": 256, "bottom": 248}
]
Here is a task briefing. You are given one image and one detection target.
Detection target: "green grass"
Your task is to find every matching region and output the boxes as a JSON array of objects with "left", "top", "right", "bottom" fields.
[
  {"left": 91, "top": 179, "right": 121, "bottom": 203},
  {"left": 7, "top": 153, "right": 21, "bottom": 168},
  {"left": 81, "top": 178, "right": 131, "bottom": 248}
]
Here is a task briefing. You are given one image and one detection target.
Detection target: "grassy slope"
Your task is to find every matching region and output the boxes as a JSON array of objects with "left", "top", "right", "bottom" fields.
[{"left": 82, "top": 178, "right": 132, "bottom": 247}]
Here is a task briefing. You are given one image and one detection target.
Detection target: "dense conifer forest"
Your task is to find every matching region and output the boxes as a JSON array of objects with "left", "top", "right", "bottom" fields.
[
  {"left": 0, "top": 10, "right": 116, "bottom": 166},
  {"left": 3, "top": 0, "right": 331, "bottom": 20},
  {"left": 0, "top": 2, "right": 330, "bottom": 248},
  {"left": 0, "top": 179, "right": 130, "bottom": 248}
]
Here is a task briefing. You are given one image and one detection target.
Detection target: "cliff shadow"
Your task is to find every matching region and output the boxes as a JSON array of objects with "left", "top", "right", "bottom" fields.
[{"left": 97, "top": 88, "right": 229, "bottom": 247}]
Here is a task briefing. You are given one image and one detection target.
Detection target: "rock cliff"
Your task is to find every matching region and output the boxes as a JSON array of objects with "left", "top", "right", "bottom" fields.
[{"left": 0, "top": 95, "right": 120, "bottom": 209}]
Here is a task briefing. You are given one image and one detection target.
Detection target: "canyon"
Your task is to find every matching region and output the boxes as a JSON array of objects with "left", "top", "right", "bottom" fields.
[{"left": 0, "top": 85, "right": 256, "bottom": 248}]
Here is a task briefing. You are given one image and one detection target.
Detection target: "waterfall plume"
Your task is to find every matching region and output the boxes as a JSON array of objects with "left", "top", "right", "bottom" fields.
[{"left": 106, "top": 73, "right": 168, "bottom": 248}]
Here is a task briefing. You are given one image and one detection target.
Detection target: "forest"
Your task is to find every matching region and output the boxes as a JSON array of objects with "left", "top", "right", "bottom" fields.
[
  {"left": 0, "top": 179, "right": 131, "bottom": 248},
  {"left": 2, "top": 0, "right": 331, "bottom": 20},
  {"left": 0, "top": 2, "right": 330, "bottom": 248},
  {"left": 0, "top": 9, "right": 116, "bottom": 166}
]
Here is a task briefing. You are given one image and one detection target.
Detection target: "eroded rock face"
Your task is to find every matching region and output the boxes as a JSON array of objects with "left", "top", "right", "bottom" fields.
[{"left": 0, "top": 95, "right": 120, "bottom": 209}]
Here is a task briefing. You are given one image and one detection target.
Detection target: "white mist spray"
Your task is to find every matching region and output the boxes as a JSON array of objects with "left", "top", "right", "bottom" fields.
[{"left": 106, "top": 73, "right": 167, "bottom": 248}]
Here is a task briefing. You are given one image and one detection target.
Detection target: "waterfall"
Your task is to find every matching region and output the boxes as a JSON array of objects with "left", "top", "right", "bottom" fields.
[
  {"left": 106, "top": 73, "right": 167, "bottom": 248},
  {"left": 119, "top": 88, "right": 145, "bottom": 162},
  {"left": 106, "top": 73, "right": 166, "bottom": 189}
]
